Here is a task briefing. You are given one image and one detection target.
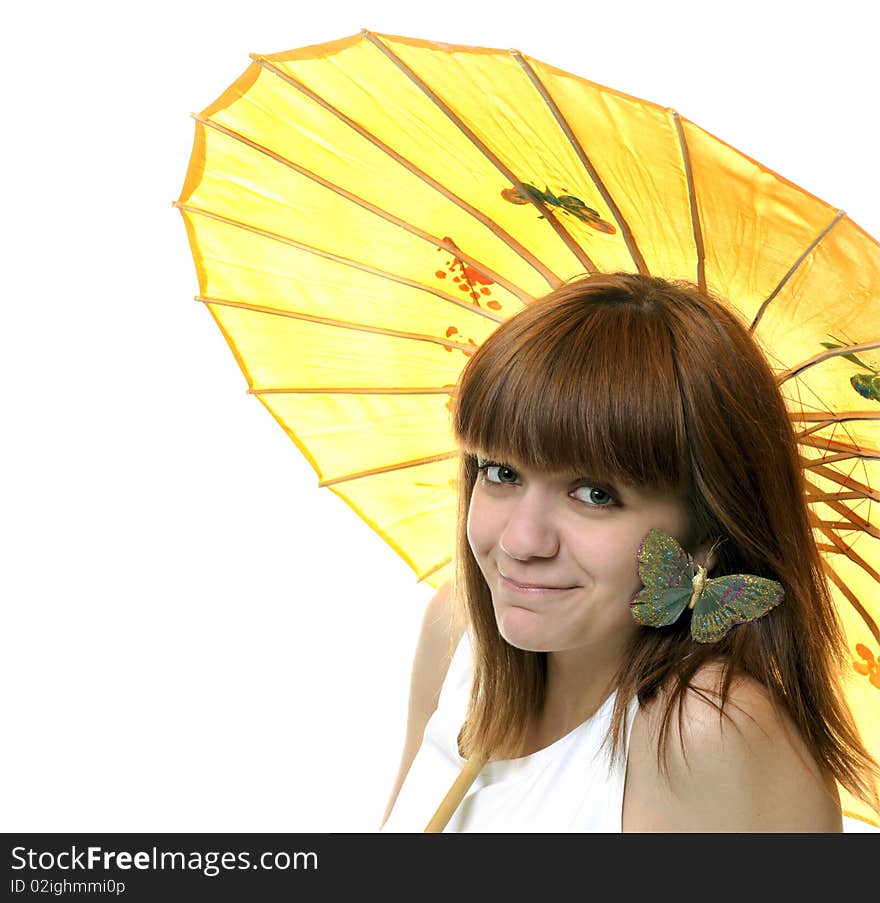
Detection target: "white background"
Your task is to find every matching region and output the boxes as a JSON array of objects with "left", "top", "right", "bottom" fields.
[{"left": 3, "top": 0, "right": 878, "bottom": 832}]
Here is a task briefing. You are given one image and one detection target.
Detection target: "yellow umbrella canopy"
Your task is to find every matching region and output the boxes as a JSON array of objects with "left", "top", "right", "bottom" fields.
[{"left": 176, "top": 30, "right": 879, "bottom": 825}]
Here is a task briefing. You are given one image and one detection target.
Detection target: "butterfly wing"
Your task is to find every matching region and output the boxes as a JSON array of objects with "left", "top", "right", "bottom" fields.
[
  {"left": 691, "top": 574, "right": 784, "bottom": 643},
  {"left": 631, "top": 528, "right": 696, "bottom": 629}
]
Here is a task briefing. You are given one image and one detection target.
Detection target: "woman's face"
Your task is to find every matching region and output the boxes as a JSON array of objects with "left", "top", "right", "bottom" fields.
[{"left": 466, "top": 456, "right": 699, "bottom": 654}]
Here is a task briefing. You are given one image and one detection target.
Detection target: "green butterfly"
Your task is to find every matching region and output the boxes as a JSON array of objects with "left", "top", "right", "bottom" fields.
[{"left": 630, "top": 528, "right": 784, "bottom": 643}]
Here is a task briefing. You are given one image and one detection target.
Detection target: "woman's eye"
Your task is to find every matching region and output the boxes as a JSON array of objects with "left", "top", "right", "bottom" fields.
[
  {"left": 572, "top": 485, "right": 616, "bottom": 506},
  {"left": 479, "top": 463, "right": 519, "bottom": 484},
  {"left": 475, "top": 463, "right": 616, "bottom": 502}
]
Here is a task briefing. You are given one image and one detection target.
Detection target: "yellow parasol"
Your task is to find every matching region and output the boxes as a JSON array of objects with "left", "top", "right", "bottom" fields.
[{"left": 175, "top": 30, "right": 879, "bottom": 827}]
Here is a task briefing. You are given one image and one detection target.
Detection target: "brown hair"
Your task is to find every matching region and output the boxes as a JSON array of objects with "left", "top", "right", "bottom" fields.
[{"left": 451, "top": 272, "right": 879, "bottom": 816}]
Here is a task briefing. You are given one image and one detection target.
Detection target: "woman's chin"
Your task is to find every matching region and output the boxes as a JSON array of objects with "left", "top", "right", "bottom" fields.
[{"left": 496, "top": 606, "right": 556, "bottom": 652}]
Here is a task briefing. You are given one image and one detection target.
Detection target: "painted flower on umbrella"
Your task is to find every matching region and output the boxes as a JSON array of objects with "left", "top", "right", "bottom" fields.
[
  {"left": 435, "top": 236, "right": 501, "bottom": 309},
  {"left": 501, "top": 182, "right": 617, "bottom": 233},
  {"left": 434, "top": 237, "right": 500, "bottom": 358},
  {"left": 853, "top": 644, "right": 880, "bottom": 689},
  {"left": 442, "top": 325, "right": 477, "bottom": 357}
]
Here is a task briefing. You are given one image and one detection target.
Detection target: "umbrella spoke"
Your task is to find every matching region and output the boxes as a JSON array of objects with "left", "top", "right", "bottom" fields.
[
  {"left": 750, "top": 211, "right": 847, "bottom": 331},
  {"left": 198, "top": 295, "right": 484, "bottom": 353},
  {"left": 793, "top": 410, "right": 880, "bottom": 439},
  {"left": 803, "top": 451, "right": 865, "bottom": 466},
  {"left": 808, "top": 467, "right": 879, "bottom": 536},
  {"left": 252, "top": 56, "right": 563, "bottom": 291},
  {"left": 820, "top": 517, "right": 880, "bottom": 539},
  {"left": 817, "top": 526, "right": 880, "bottom": 585},
  {"left": 777, "top": 338, "right": 880, "bottom": 385},
  {"left": 317, "top": 452, "right": 459, "bottom": 487},
  {"left": 797, "top": 433, "right": 880, "bottom": 461},
  {"left": 823, "top": 561, "right": 880, "bottom": 646},
  {"left": 670, "top": 111, "right": 707, "bottom": 293},
  {"left": 193, "top": 114, "right": 535, "bottom": 306},
  {"left": 361, "top": 31, "right": 599, "bottom": 275},
  {"left": 177, "top": 203, "right": 506, "bottom": 322},
  {"left": 417, "top": 557, "right": 453, "bottom": 584},
  {"left": 511, "top": 51, "right": 649, "bottom": 276},
  {"left": 801, "top": 456, "right": 880, "bottom": 502},
  {"left": 250, "top": 386, "right": 453, "bottom": 396},
  {"left": 809, "top": 497, "right": 877, "bottom": 541},
  {"left": 807, "top": 490, "right": 877, "bottom": 503},
  {"left": 815, "top": 524, "right": 880, "bottom": 641}
]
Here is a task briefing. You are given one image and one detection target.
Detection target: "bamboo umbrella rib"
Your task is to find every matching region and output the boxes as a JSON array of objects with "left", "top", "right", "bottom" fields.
[
  {"left": 510, "top": 51, "right": 648, "bottom": 276},
  {"left": 779, "top": 360, "right": 877, "bottom": 422},
  {"left": 784, "top": 362, "right": 812, "bottom": 429},
  {"left": 819, "top": 540, "right": 880, "bottom": 588},
  {"left": 804, "top": 464, "right": 877, "bottom": 500},
  {"left": 751, "top": 211, "right": 847, "bottom": 331},
  {"left": 198, "top": 294, "right": 483, "bottom": 353},
  {"left": 318, "top": 452, "right": 458, "bottom": 487},
  {"left": 777, "top": 340, "right": 880, "bottom": 385},
  {"left": 194, "top": 114, "right": 533, "bottom": 305},
  {"left": 417, "top": 556, "right": 453, "bottom": 584},
  {"left": 797, "top": 420, "right": 870, "bottom": 441},
  {"left": 817, "top": 524, "right": 880, "bottom": 583},
  {"left": 817, "top": 532, "right": 880, "bottom": 642},
  {"left": 813, "top": 483, "right": 879, "bottom": 534},
  {"left": 824, "top": 563, "right": 880, "bottom": 645},
  {"left": 803, "top": 452, "right": 863, "bottom": 467},
  {"left": 815, "top": 524, "right": 880, "bottom": 643},
  {"left": 361, "top": 30, "right": 599, "bottom": 275},
  {"left": 670, "top": 111, "right": 707, "bottom": 293},
  {"left": 250, "top": 386, "right": 454, "bottom": 395},
  {"left": 795, "top": 410, "right": 880, "bottom": 420},
  {"left": 175, "top": 203, "right": 505, "bottom": 322},
  {"left": 797, "top": 433, "right": 880, "bottom": 461},
  {"left": 794, "top": 411, "right": 880, "bottom": 440},
  {"left": 822, "top": 522, "right": 880, "bottom": 539},
  {"left": 252, "top": 56, "right": 562, "bottom": 291},
  {"left": 807, "top": 490, "right": 877, "bottom": 503}
]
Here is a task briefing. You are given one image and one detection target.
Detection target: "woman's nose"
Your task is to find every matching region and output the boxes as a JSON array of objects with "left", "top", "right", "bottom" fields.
[{"left": 498, "top": 493, "right": 560, "bottom": 560}]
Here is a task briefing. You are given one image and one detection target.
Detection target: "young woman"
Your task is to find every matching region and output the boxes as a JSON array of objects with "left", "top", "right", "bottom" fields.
[{"left": 380, "top": 273, "right": 879, "bottom": 832}]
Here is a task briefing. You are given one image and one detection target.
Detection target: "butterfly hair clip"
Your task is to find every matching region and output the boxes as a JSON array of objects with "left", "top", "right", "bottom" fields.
[{"left": 630, "top": 528, "right": 784, "bottom": 643}]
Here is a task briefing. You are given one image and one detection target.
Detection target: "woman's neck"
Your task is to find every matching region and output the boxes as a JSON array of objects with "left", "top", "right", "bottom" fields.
[
  {"left": 506, "top": 640, "right": 626, "bottom": 758},
  {"left": 547, "top": 644, "right": 620, "bottom": 720}
]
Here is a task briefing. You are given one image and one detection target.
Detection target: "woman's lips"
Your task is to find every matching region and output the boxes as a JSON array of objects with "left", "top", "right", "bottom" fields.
[{"left": 499, "top": 573, "right": 575, "bottom": 594}]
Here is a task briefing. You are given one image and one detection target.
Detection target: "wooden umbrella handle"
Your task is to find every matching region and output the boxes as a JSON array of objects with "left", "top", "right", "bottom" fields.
[{"left": 424, "top": 755, "right": 488, "bottom": 833}]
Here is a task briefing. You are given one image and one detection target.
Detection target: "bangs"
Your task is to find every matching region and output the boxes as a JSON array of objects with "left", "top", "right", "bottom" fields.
[{"left": 453, "top": 289, "right": 691, "bottom": 491}]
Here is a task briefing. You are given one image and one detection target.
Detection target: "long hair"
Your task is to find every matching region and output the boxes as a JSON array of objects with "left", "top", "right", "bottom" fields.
[{"left": 451, "top": 272, "right": 879, "bottom": 816}]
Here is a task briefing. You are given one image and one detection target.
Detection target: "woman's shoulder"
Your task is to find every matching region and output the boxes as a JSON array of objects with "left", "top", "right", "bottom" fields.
[
  {"left": 622, "top": 661, "right": 842, "bottom": 832},
  {"left": 380, "top": 582, "right": 467, "bottom": 828}
]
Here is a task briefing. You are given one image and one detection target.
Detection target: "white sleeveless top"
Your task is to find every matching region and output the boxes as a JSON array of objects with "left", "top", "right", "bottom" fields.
[{"left": 381, "top": 634, "right": 640, "bottom": 832}]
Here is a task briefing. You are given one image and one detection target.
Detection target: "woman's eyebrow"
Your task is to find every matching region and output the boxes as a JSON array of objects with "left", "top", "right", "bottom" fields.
[{"left": 473, "top": 450, "right": 519, "bottom": 465}]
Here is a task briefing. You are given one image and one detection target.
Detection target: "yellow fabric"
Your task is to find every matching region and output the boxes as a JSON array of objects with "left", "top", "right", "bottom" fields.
[{"left": 177, "top": 31, "right": 880, "bottom": 826}]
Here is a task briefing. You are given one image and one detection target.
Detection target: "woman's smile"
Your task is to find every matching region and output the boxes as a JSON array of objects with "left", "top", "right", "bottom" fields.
[{"left": 498, "top": 571, "right": 578, "bottom": 594}]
